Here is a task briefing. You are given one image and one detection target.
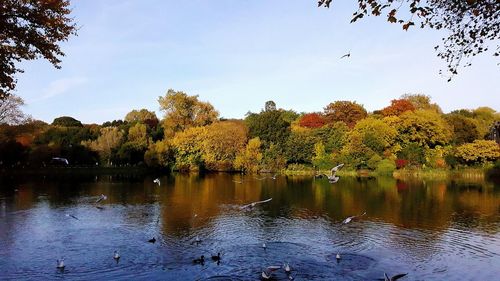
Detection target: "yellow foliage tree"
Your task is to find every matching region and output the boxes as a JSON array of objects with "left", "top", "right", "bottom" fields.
[
  {"left": 454, "top": 140, "right": 500, "bottom": 164},
  {"left": 235, "top": 137, "right": 262, "bottom": 173}
]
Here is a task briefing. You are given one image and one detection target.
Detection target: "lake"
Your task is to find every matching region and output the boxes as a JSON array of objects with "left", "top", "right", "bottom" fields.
[{"left": 0, "top": 172, "right": 499, "bottom": 280}]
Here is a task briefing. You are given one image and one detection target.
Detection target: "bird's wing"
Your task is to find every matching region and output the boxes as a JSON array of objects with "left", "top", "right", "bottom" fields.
[
  {"left": 384, "top": 273, "right": 390, "bottom": 281},
  {"left": 254, "top": 198, "right": 272, "bottom": 205},
  {"left": 69, "top": 214, "right": 79, "bottom": 220},
  {"left": 391, "top": 273, "right": 408, "bottom": 281},
  {"left": 267, "top": 265, "right": 281, "bottom": 271},
  {"left": 331, "top": 163, "right": 344, "bottom": 174}
]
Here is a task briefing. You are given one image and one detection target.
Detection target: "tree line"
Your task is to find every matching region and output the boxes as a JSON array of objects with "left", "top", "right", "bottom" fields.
[{"left": 0, "top": 90, "right": 499, "bottom": 173}]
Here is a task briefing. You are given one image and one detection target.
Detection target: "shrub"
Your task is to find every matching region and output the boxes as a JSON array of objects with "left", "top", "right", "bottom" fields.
[{"left": 375, "top": 159, "right": 396, "bottom": 175}]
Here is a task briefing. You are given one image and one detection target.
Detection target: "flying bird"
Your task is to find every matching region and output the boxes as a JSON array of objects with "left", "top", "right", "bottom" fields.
[
  {"left": 342, "top": 212, "right": 366, "bottom": 224},
  {"left": 240, "top": 198, "right": 272, "bottom": 210},
  {"left": 95, "top": 194, "right": 107, "bottom": 203},
  {"left": 153, "top": 178, "right": 160, "bottom": 186},
  {"left": 321, "top": 164, "right": 344, "bottom": 183},
  {"left": 261, "top": 269, "right": 272, "bottom": 280},
  {"left": 340, "top": 52, "right": 351, "bottom": 59}
]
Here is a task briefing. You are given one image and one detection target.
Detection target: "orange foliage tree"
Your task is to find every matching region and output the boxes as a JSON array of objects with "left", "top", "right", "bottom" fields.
[
  {"left": 382, "top": 99, "right": 415, "bottom": 116},
  {"left": 299, "top": 113, "right": 325, "bottom": 128},
  {"left": 323, "top": 101, "right": 367, "bottom": 128}
]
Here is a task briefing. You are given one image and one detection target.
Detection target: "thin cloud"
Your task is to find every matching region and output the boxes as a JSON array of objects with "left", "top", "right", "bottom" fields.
[{"left": 32, "top": 77, "right": 88, "bottom": 102}]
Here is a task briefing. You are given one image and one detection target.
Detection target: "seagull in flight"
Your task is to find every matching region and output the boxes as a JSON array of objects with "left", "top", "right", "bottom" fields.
[
  {"left": 340, "top": 52, "right": 351, "bottom": 59},
  {"left": 95, "top": 194, "right": 107, "bottom": 203},
  {"left": 342, "top": 212, "right": 366, "bottom": 224},
  {"left": 153, "top": 178, "right": 160, "bottom": 186},
  {"left": 321, "top": 163, "right": 344, "bottom": 183},
  {"left": 240, "top": 198, "right": 272, "bottom": 209}
]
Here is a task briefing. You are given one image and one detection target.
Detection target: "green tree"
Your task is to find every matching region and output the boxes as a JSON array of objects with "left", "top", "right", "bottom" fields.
[
  {"left": 397, "top": 142, "right": 426, "bottom": 167},
  {"left": 284, "top": 132, "right": 317, "bottom": 164},
  {"left": 445, "top": 113, "right": 480, "bottom": 145},
  {"left": 52, "top": 116, "right": 83, "bottom": 127},
  {"left": 1, "top": 0, "right": 77, "bottom": 99},
  {"left": 235, "top": 137, "right": 262, "bottom": 173},
  {"left": 245, "top": 110, "right": 291, "bottom": 149},
  {"left": 261, "top": 143, "right": 286, "bottom": 172},
  {"left": 158, "top": 89, "right": 219, "bottom": 137},
  {"left": 312, "top": 141, "right": 334, "bottom": 170},
  {"left": 323, "top": 100, "right": 367, "bottom": 128},
  {"left": 312, "top": 122, "right": 349, "bottom": 153}
]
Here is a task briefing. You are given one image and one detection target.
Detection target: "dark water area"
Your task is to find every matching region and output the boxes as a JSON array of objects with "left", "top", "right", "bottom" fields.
[{"left": 0, "top": 172, "right": 499, "bottom": 280}]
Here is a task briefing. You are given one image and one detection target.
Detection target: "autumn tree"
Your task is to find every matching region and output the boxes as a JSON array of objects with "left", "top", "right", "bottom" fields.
[
  {"left": 234, "top": 137, "right": 262, "bottom": 173},
  {"left": 299, "top": 113, "right": 326, "bottom": 128},
  {"left": 323, "top": 100, "right": 367, "bottom": 128},
  {"left": 381, "top": 99, "right": 415, "bottom": 116},
  {"left": 144, "top": 139, "right": 174, "bottom": 168},
  {"left": 1, "top": 0, "right": 77, "bottom": 99},
  {"left": 445, "top": 113, "right": 480, "bottom": 145},
  {"left": 125, "top": 109, "right": 158, "bottom": 124},
  {"left": 454, "top": 140, "right": 500, "bottom": 165},
  {"left": 401, "top": 94, "right": 442, "bottom": 113},
  {"left": 158, "top": 89, "right": 218, "bottom": 137},
  {"left": 318, "top": 0, "right": 500, "bottom": 78},
  {"left": 0, "top": 94, "right": 27, "bottom": 124},
  {"left": 397, "top": 110, "right": 452, "bottom": 148},
  {"left": 82, "top": 127, "right": 124, "bottom": 165},
  {"left": 472, "top": 107, "right": 499, "bottom": 138},
  {"left": 312, "top": 141, "right": 334, "bottom": 170},
  {"left": 171, "top": 126, "right": 207, "bottom": 170},
  {"left": 200, "top": 121, "right": 248, "bottom": 171},
  {"left": 351, "top": 117, "right": 398, "bottom": 155}
]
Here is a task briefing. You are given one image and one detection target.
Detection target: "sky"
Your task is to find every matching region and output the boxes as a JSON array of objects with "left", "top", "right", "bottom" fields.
[{"left": 14, "top": 0, "right": 500, "bottom": 124}]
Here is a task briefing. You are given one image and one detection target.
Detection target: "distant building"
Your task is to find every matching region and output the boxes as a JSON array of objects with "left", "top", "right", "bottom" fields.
[{"left": 490, "top": 121, "right": 500, "bottom": 144}]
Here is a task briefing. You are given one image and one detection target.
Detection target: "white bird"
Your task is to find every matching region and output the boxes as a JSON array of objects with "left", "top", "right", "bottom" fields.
[
  {"left": 261, "top": 270, "right": 272, "bottom": 280},
  {"left": 153, "top": 178, "right": 160, "bottom": 186},
  {"left": 56, "top": 258, "right": 65, "bottom": 269},
  {"left": 113, "top": 251, "right": 120, "bottom": 260},
  {"left": 270, "top": 174, "right": 277, "bottom": 180},
  {"left": 95, "top": 194, "right": 107, "bottom": 203},
  {"left": 195, "top": 235, "right": 201, "bottom": 244},
  {"left": 262, "top": 242, "right": 267, "bottom": 250},
  {"left": 323, "top": 163, "right": 344, "bottom": 183},
  {"left": 384, "top": 272, "right": 408, "bottom": 281},
  {"left": 283, "top": 262, "right": 291, "bottom": 273},
  {"left": 240, "top": 198, "right": 272, "bottom": 210},
  {"left": 336, "top": 253, "right": 341, "bottom": 260},
  {"left": 342, "top": 212, "right": 366, "bottom": 224}
]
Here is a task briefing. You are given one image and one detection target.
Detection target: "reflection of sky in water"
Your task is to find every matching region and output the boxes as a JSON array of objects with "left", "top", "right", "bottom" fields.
[{"left": 0, "top": 173, "right": 499, "bottom": 280}]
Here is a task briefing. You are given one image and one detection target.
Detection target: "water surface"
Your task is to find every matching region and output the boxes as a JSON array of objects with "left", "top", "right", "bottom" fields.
[{"left": 1, "top": 173, "right": 499, "bottom": 280}]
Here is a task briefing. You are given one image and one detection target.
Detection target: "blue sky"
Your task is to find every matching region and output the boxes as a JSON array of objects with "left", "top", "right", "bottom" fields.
[{"left": 15, "top": 0, "right": 500, "bottom": 124}]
